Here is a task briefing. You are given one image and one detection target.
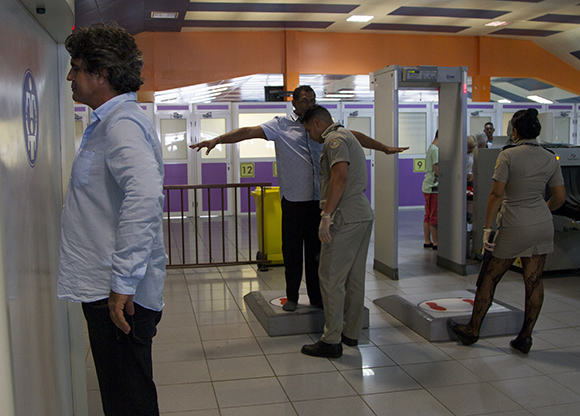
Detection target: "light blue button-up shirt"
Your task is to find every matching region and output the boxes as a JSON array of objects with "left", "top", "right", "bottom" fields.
[
  {"left": 58, "top": 93, "right": 166, "bottom": 311},
  {"left": 261, "top": 112, "right": 323, "bottom": 201}
]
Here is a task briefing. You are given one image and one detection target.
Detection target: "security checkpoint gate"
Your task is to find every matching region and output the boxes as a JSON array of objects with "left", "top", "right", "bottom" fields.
[{"left": 372, "top": 66, "right": 469, "bottom": 279}]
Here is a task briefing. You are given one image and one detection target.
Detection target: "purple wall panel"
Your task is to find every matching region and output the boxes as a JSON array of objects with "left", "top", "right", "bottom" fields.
[
  {"left": 163, "top": 164, "right": 188, "bottom": 213},
  {"left": 201, "top": 163, "right": 228, "bottom": 211},
  {"left": 240, "top": 161, "right": 278, "bottom": 212},
  {"left": 398, "top": 158, "right": 426, "bottom": 206}
]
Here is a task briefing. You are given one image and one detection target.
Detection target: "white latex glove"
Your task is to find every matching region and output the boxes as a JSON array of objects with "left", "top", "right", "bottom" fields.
[
  {"left": 319, "top": 216, "right": 332, "bottom": 244},
  {"left": 483, "top": 228, "right": 495, "bottom": 252}
]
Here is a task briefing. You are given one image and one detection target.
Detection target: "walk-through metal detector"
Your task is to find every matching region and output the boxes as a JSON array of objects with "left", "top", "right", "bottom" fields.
[{"left": 372, "top": 65, "right": 468, "bottom": 279}]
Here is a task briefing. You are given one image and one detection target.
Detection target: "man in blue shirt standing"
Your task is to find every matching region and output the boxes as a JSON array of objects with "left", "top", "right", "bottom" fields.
[
  {"left": 191, "top": 86, "right": 406, "bottom": 312},
  {"left": 58, "top": 23, "right": 166, "bottom": 416}
]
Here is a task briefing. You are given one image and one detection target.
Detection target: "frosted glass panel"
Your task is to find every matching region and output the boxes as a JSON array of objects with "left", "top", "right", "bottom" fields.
[
  {"left": 348, "top": 116, "right": 372, "bottom": 156},
  {"left": 502, "top": 112, "right": 514, "bottom": 136},
  {"left": 74, "top": 120, "right": 83, "bottom": 152},
  {"left": 161, "top": 118, "right": 187, "bottom": 160},
  {"left": 238, "top": 113, "right": 285, "bottom": 158},
  {"left": 553, "top": 117, "right": 570, "bottom": 143},
  {"left": 400, "top": 112, "right": 427, "bottom": 154},
  {"left": 470, "top": 116, "right": 491, "bottom": 136},
  {"left": 200, "top": 118, "right": 227, "bottom": 160}
]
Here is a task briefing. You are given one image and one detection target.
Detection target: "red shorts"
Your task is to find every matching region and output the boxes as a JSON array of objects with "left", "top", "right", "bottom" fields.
[{"left": 423, "top": 192, "right": 438, "bottom": 225}]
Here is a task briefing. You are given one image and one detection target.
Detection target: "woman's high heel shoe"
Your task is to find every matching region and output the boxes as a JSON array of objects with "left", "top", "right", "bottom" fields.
[
  {"left": 510, "top": 337, "right": 532, "bottom": 354},
  {"left": 447, "top": 318, "right": 479, "bottom": 346}
]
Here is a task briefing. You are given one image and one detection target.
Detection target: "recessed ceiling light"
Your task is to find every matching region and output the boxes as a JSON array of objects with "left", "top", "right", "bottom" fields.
[
  {"left": 347, "top": 15, "right": 374, "bottom": 23},
  {"left": 325, "top": 94, "right": 355, "bottom": 98},
  {"left": 527, "top": 95, "right": 553, "bottom": 104},
  {"left": 151, "top": 11, "right": 179, "bottom": 19},
  {"left": 498, "top": 99, "right": 512, "bottom": 103},
  {"left": 485, "top": 21, "right": 511, "bottom": 27}
]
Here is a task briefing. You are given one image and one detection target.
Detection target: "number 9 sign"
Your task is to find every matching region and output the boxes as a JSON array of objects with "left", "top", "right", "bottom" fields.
[{"left": 414, "top": 158, "right": 426, "bottom": 173}]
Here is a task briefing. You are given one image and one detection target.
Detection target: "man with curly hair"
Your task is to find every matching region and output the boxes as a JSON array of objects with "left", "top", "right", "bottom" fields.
[{"left": 58, "top": 23, "right": 166, "bottom": 416}]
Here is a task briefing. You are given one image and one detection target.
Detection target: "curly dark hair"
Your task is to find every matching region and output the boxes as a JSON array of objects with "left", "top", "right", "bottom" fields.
[
  {"left": 65, "top": 23, "right": 144, "bottom": 94},
  {"left": 511, "top": 108, "right": 541, "bottom": 140}
]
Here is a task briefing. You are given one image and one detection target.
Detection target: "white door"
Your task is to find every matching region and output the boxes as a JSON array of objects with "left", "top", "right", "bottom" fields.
[
  {"left": 193, "top": 103, "right": 234, "bottom": 216},
  {"left": 341, "top": 102, "right": 375, "bottom": 207},
  {"left": 155, "top": 104, "right": 193, "bottom": 217}
]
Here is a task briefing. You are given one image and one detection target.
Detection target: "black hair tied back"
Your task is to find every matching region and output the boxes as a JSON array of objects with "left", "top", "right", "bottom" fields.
[{"left": 511, "top": 108, "right": 541, "bottom": 140}]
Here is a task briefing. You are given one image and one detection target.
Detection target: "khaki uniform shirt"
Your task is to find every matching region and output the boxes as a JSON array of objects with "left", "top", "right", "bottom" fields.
[
  {"left": 493, "top": 139, "right": 564, "bottom": 228},
  {"left": 319, "top": 123, "right": 374, "bottom": 224}
]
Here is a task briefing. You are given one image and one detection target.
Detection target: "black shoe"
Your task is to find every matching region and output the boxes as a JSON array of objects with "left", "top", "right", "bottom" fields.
[
  {"left": 341, "top": 334, "right": 358, "bottom": 347},
  {"left": 432, "top": 245, "right": 438, "bottom": 250},
  {"left": 310, "top": 300, "right": 324, "bottom": 309},
  {"left": 510, "top": 337, "right": 532, "bottom": 354},
  {"left": 423, "top": 243, "right": 433, "bottom": 248},
  {"left": 447, "top": 318, "right": 478, "bottom": 346},
  {"left": 282, "top": 301, "right": 297, "bottom": 311},
  {"left": 301, "top": 340, "right": 342, "bottom": 358}
]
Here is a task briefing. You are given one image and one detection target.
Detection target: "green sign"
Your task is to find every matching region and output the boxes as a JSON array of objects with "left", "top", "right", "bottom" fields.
[
  {"left": 273, "top": 162, "right": 277, "bottom": 177},
  {"left": 240, "top": 162, "right": 255, "bottom": 178},
  {"left": 414, "top": 158, "right": 426, "bottom": 173}
]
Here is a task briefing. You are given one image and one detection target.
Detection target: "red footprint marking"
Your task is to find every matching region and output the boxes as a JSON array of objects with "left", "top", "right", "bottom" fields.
[
  {"left": 462, "top": 298, "right": 475, "bottom": 306},
  {"left": 425, "top": 302, "right": 447, "bottom": 311}
]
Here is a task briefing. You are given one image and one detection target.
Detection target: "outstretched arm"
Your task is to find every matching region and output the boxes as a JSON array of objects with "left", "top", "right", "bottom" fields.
[
  {"left": 351, "top": 130, "right": 409, "bottom": 155},
  {"left": 189, "top": 125, "right": 267, "bottom": 155}
]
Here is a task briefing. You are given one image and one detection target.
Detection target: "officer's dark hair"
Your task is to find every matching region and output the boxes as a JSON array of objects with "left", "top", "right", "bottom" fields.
[
  {"left": 511, "top": 108, "right": 541, "bottom": 140},
  {"left": 300, "top": 105, "right": 332, "bottom": 125},
  {"left": 293, "top": 85, "right": 316, "bottom": 100},
  {"left": 65, "top": 22, "right": 144, "bottom": 94}
]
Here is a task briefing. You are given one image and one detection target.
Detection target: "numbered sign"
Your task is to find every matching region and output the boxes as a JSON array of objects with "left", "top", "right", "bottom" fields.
[
  {"left": 240, "top": 162, "right": 255, "bottom": 178},
  {"left": 414, "top": 158, "right": 426, "bottom": 173},
  {"left": 273, "top": 162, "right": 277, "bottom": 177}
]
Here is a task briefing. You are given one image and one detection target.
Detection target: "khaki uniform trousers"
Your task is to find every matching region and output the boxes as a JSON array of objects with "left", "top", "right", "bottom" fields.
[{"left": 319, "top": 216, "right": 373, "bottom": 345}]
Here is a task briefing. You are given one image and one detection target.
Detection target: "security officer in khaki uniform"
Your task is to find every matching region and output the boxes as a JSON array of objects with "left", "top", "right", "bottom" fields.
[{"left": 299, "top": 105, "right": 405, "bottom": 358}]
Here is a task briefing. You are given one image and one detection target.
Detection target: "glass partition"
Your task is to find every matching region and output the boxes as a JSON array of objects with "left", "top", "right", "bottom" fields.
[
  {"left": 399, "top": 112, "right": 427, "bottom": 154},
  {"left": 200, "top": 118, "right": 227, "bottom": 160},
  {"left": 238, "top": 113, "right": 285, "bottom": 158},
  {"left": 160, "top": 118, "right": 188, "bottom": 160}
]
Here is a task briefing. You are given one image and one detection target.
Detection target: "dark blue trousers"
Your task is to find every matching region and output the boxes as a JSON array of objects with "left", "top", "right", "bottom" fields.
[
  {"left": 281, "top": 197, "right": 322, "bottom": 305},
  {"left": 82, "top": 299, "right": 162, "bottom": 416}
]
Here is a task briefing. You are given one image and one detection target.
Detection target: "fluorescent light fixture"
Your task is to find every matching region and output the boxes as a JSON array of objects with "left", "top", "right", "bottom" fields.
[
  {"left": 325, "top": 94, "right": 355, "bottom": 98},
  {"left": 498, "top": 99, "right": 512, "bottom": 103},
  {"left": 485, "top": 20, "right": 511, "bottom": 27},
  {"left": 347, "top": 15, "right": 373, "bottom": 23},
  {"left": 527, "top": 95, "right": 553, "bottom": 104},
  {"left": 151, "top": 11, "right": 179, "bottom": 19}
]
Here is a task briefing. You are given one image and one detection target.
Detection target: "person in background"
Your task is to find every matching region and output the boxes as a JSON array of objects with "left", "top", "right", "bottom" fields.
[
  {"left": 475, "top": 132, "right": 487, "bottom": 149},
  {"left": 422, "top": 131, "right": 439, "bottom": 250},
  {"left": 190, "top": 86, "right": 407, "bottom": 312},
  {"left": 299, "top": 106, "right": 375, "bottom": 358},
  {"left": 448, "top": 109, "right": 566, "bottom": 354},
  {"left": 466, "top": 134, "right": 477, "bottom": 184},
  {"left": 58, "top": 23, "right": 166, "bottom": 416},
  {"left": 484, "top": 122, "right": 495, "bottom": 147}
]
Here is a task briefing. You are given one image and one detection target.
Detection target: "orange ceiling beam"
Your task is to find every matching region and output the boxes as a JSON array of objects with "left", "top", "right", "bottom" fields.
[{"left": 136, "top": 30, "right": 580, "bottom": 98}]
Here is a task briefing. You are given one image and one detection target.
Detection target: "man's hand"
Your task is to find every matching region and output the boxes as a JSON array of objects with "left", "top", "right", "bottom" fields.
[
  {"left": 319, "top": 216, "right": 332, "bottom": 244},
  {"left": 108, "top": 291, "right": 134, "bottom": 334},
  {"left": 383, "top": 146, "right": 409, "bottom": 155},
  {"left": 189, "top": 137, "right": 219, "bottom": 155}
]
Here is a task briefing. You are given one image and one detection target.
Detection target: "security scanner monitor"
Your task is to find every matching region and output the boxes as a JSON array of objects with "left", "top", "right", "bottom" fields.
[{"left": 372, "top": 66, "right": 468, "bottom": 279}]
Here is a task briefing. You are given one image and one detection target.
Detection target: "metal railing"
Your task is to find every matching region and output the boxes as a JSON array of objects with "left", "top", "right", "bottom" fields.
[{"left": 163, "top": 183, "right": 271, "bottom": 269}]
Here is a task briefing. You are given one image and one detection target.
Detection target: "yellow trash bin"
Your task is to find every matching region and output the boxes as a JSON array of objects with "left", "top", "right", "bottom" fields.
[{"left": 251, "top": 186, "right": 284, "bottom": 268}]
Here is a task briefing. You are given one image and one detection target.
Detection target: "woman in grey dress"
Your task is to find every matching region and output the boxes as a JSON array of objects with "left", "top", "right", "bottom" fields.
[{"left": 448, "top": 108, "right": 566, "bottom": 354}]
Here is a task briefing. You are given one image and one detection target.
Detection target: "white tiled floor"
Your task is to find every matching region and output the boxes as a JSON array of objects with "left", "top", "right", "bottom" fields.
[{"left": 86, "top": 208, "right": 580, "bottom": 416}]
